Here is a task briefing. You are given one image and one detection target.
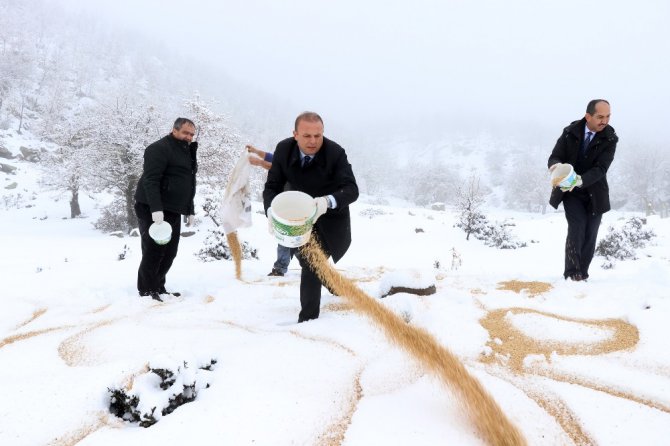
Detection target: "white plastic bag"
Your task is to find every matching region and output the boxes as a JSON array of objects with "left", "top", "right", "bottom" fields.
[{"left": 220, "top": 150, "right": 253, "bottom": 234}]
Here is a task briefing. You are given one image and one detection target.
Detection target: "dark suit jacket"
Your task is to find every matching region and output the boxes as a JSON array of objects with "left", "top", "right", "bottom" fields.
[
  {"left": 548, "top": 118, "right": 618, "bottom": 214},
  {"left": 135, "top": 134, "right": 198, "bottom": 215},
  {"left": 263, "top": 137, "right": 359, "bottom": 262}
]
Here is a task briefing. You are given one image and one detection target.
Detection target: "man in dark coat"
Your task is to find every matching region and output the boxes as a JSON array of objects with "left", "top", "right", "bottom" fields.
[
  {"left": 548, "top": 99, "right": 618, "bottom": 281},
  {"left": 134, "top": 117, "right": 198, "bottom": 301},
  {"left": 263, "top": 112, "right": 359, "bottom": 322}
]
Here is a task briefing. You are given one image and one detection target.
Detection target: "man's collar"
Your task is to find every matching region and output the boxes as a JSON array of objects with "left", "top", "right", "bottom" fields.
[{"left": 169, "top": 134, "right": 190, "bottom": 148}]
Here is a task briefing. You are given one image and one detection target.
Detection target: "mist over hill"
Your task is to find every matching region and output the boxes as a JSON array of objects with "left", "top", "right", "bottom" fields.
[{"left": 1, "top": 0, "right": 669, "bottom": 221}]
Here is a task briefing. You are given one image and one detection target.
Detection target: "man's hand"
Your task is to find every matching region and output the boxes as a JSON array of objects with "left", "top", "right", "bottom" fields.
[
  {"left": 249, "top": 155, "right": 264, "bottom": 167},
  {"left": 249, "top": 156, "right": 271, "bottom": 170},
  {"left": 152, "top": 211, "right": 164, "bottom": 223},
  {"left": 314, "top": 197, "right": 328, "bottom": 221},
  {"left": 247, "top": 144, "right": 271, "bottom": 170},
  {"left": 184, "top": 215, "right": 194, "bottom": 227},
  {"left": 560, "top": 175, "right": 583, "bottom": 192},
  {"left": 246, "top": 144, "right": 265, "bottom": 158}
]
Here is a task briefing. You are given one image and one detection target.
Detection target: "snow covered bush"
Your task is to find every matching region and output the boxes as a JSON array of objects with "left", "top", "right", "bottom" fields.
[
  {"left": 478, "top": 220, "right": 527, "bottom": 250},
  {"left": 108, "top": 358, "right": 216, "bottom": 428},
  {"left": 94, "top": 198, "right": 129, "bottom": 233},
  {"left": 456, "top": 214, "right": 527, "bottom": 249},
  {"left": 454, "top": 173, "right": 525, "bottom": 248},
  {"left": 456, "top": 209, "right": 488, "bottom": 241},
  {"left": 359, "top": 207, "right": 388, "bottom": 219},
  {"left": 2, "top": 192, "right": 25, "bottom": 209},
  {"left": 596, "top": 217, "right": 656, "bottom": 268},
  {"left": 196, "top": 227, "right": 258, "bottom": 262}
]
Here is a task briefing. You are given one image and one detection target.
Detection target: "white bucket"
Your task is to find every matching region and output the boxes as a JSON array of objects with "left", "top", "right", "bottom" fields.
[
  {"left": 148, "top": 221, "right": 172, "bottom": 245},
  {"left": 551, "top": 164, "right": 577, "bottom": 188},
  {"left": 269, "top": 191, "right": 317, "bottom": 248}
]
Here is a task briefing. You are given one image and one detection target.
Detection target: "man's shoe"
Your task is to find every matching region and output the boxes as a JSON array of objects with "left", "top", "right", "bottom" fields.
[
  {"left": 140, "top": 291, "right": 164, "bottom": 302},
  {"left": 150, "top": 292, "right": 164, "bottom": 302},
  {"left": 268, "top": 268, "right": 284, "bottom": 277},
  {"left": 159, "top": 287, "right": 181, "bottom": 297},
  {"left": 569, "top": 273, "right": 585, "bottom": 282}
]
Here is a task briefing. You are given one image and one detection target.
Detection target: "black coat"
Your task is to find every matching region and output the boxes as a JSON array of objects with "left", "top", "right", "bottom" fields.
[
  {"left": 135, "top": 134, "right": 198, "bottom": 215},
  {"left": 263, "top": 137, "right": 359, "bottom": 262},
  {"left": 548, "top": 118, "right": 618, "bottom": 214}
]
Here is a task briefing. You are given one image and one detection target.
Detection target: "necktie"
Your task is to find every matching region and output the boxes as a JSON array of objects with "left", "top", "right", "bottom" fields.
[
  {"left": 581, "top": 131, "right": 593, "bottom": 157},
  {"left": 302, "top": 155, "right": 312, "bottom": 168}
]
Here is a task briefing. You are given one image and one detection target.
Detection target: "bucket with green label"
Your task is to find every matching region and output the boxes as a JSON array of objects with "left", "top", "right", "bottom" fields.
[{"left": 269, "top": 191, "right": 316, "bottom": 248}]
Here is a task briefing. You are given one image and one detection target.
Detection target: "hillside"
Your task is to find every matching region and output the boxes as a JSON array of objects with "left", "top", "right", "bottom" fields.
[{"left": 2, "top": 129, "right": 670, "bottom": 445}]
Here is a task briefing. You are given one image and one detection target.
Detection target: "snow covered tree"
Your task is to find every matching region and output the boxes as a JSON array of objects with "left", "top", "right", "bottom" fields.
[
  {"left": 83, "top": 100, "right": 164, "bottom": 232},
  {"left": 503, "top": 146, "right": 549, "bottom": 214},
  {"left": 40, "top": 120, "right": 90, "bottom": 218},
  {"left": 0, "top": 2, "right": 30, "bottom": 118},
  {"left": 455, "top": 174, "right": 487, "bottom": 240},
  {"left": 661, "top": 161, "right": 670, "bottom": 218},
  {"left": 405, "top": 155, "right": 463, "bottom": 206},
  {"left": 182, "top": 94, "right": 241, "bottom": 187},
  {"left": 612, "top": 142, "right": 670, "bottom": 214}
]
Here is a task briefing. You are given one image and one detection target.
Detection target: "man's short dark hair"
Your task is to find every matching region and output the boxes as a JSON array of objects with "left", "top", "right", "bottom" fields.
[
  {"left": 294, "top": 112, "right": 323, "bottom": 131},
  {"left": 173, "top": 117, "right": 195, "bottom": 130},
  {"left": 586, "top": 99, "right": 609, "bottom": 115}
]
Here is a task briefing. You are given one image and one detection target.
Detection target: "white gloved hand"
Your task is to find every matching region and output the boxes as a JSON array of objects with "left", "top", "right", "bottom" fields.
[
  {"left": 560, "top": 175, "right": 583, "bottom": 192},
  {"left": 549, "top": 163, "right": 559, "bottom": 172},
  {"left": 267, "top": 208, "right": 275, "bottom": 235},
  {"left": 152, "top": 211, "right": 164, "bottom": 223},
  {"left": 184, "top": 215, "right": 194, "bottom": 227},
  {"left": 314, "top": 197, "right": 328, "bottom": 221}
]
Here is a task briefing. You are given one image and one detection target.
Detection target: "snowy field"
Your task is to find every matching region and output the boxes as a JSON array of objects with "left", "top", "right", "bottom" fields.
[{"left": 1, "top": 161, "right": 670, "bottom": 446}]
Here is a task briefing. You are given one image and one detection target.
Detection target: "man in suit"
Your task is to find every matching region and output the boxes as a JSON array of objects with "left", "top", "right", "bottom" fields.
[
  {"left": 263, "top": 112, "right": 359, "bottom": 322},
  {"left": 134, "top": 118, "right": 198, "bottom": 301},
  {"left": 548, "top": 99, "right": 618, "bottom": 281}
]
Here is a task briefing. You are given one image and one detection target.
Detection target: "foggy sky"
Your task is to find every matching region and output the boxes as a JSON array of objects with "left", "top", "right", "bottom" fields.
[{"left": 58, "top": 0, "right": 670, "bottom": 142}]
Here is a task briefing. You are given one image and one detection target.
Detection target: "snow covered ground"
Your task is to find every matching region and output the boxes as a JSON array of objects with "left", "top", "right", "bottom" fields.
[{"left": 1, "top": 155, "right": 670, "bottom": 445}]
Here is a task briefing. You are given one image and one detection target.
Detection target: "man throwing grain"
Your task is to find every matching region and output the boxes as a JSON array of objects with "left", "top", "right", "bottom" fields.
[
  {"left": 263, "top": 112, "right": 359, "bottom": 322},
  {"left": 548, "top": 100, "right": 618, "bottom": 281}
]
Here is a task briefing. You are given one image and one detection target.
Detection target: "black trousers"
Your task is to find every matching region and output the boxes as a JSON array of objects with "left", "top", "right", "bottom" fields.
[
  {"left": 135, "top": 203, "right": 181, "bottom": 294},
  {"left": 293, "top": 235, "right": 336, "bottom": 323},
  {"left": 562, "top": 193, "right": 602, "bottom": 279}
]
